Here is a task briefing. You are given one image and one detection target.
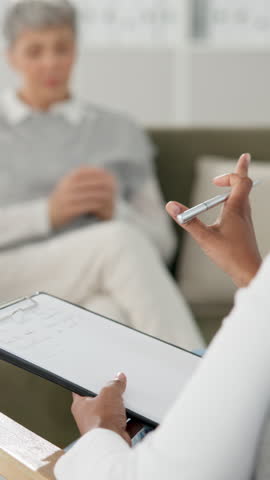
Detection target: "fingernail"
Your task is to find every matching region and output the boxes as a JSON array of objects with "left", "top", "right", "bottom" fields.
[
  {"left": 243, "top": 153, "right": 251, "bottom": 164},
  {"left": 213, "top": 173, "right": 230, "bottom": 181},
  {"left": 115, "top": 372, "right": 124, "bottom": 380},
  {"left": 167, "top": 201, "right": 181, "bottom": 216}
]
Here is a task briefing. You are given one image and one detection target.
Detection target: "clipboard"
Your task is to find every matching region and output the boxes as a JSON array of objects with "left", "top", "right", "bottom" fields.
[{"left": 0, "top": 292, "right": 201, "bottom": 427}]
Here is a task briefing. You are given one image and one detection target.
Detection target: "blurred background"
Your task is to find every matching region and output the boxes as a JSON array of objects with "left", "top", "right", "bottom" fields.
[
  {"left": 1, "top": 0, "right": 270, "bottom": 127},
  {"left": 1, "top": 0, "right": 270, "bottom": 459}
]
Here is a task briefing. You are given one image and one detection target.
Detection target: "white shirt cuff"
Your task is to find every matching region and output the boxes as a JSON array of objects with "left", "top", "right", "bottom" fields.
[{"left": 55, "top": 428, "right": 130, "bottom": 480}]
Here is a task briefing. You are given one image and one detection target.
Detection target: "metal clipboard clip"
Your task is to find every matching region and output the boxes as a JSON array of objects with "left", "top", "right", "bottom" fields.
[{"left": 0, "top": 297, "right": 38, "bottom": 323}]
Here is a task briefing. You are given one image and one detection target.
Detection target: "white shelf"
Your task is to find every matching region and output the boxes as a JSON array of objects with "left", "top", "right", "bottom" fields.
[
  {"left": 195, "top": 0, "right": 270, "bottom": 50},
  {"left": 2, "top": 1, "right": 270, "bottom": 51},
  {"left": 186, "top": 41, "right": 270, "bottom": 54},
  {"left": 76, "top": 0, "right": 186, "bottom": 48}
]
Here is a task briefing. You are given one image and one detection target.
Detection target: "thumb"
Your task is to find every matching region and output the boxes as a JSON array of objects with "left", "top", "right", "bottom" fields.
[
  {"left": 113, "top": 372, "right": 127, "bottom": 394},
  {"left": 72, "top": 392, "right": 84, "bottom": 402},
  {"left": 105, "top": 372, "right": 127, "bottom": 396}
]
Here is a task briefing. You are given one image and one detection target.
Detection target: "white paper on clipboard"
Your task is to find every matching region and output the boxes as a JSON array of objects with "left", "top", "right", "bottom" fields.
[{"left": 0, "top": 293, "right": 200, "bottom": 425}]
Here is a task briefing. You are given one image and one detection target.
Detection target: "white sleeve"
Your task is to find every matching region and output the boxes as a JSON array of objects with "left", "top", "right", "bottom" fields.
[
  {"left": 55, "top": 255, "right": 270, "bottom": 480},
  {"left": 115, "top": 178, "right": 177, "bottom": 264},
  {"left": 0, "top": 198, "right": 51, "bottom": 248}
]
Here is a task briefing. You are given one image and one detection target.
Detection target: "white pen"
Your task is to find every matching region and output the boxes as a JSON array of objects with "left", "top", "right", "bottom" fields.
[{"left": 177, "top": 180, "right": 261, "bottom": 225}]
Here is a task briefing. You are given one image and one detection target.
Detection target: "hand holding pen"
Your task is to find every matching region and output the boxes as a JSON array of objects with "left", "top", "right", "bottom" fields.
[{"left": 166, "top": 153, "right": 262, "bottom": 288}]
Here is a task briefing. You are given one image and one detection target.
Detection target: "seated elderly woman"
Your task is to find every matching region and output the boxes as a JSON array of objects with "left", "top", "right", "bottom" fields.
[
  {"left": 0, "top": 0, "right": 204, "bottom": 350},
  {"left": 55, "top": 154, "right": 270, "bottom": 480}
]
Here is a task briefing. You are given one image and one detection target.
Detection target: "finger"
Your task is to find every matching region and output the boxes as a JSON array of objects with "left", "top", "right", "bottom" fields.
[
  {"left": 66, "top": 191, "right": 114, "bottom": 215},
  {"left": 71, "top": 182, "right": 116, "bottom": 195},
  {"left": 67, "top": 201, "right": 105, "bottom": 217},
  {"left": 212, "top": 153, "right": 251, "bottom": 188},
  {"left": 72, "top": 392, "right": 84, "bottom": 404},
  {"left": 166, "top": 201, "right": 213, "bottom": 246},
  {"left": 112, "top": 372, "right": 127, "bottom": 394},
  {"left": 234, "top": 153, "right": 251, "bottom": 177},
  {"left": 212, "top": 173, "right": 231, "bottom": 187},
  {"left": 122, "top": 431, "right": 132, "bottom": 447},
  {"left": 104, "top": 372, "right": 127, "bottom": 396},
  {"left": 70, "top": 190, "right": 114, "bottom": 203},
  {"left": 74, "top": 176, "right": 115, "bottom": 186},
  {"left": 71, "top": 167, "right": 111, "bottom": 182},
  {"left": 226, "top": 174, "right": 253, "bottom": 209},
  {"left": 213, "top": 172, "right": 253, "bottom": 207}
]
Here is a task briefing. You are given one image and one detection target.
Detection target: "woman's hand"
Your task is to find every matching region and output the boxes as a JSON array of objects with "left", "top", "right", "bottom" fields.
[
  {"left": 71, "top": 372, "right": 131, "bottom": 445},
  {"left": 49, "top": 166, "right": 117, "bottom": 229},
  {"left": 166, "top": 153, "right": 262, "bottom": 288}
]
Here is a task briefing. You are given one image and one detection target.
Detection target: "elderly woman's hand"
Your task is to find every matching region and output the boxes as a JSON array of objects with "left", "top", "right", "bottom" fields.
[
  {"left": 166, "top": 153, "right": 262, "bottom": 288},
  {"left": 71, "top": 372, "right": 131, "bottom": 446},
  {"left": 49, "top": 166, "right": 118, "bottom": 229}
]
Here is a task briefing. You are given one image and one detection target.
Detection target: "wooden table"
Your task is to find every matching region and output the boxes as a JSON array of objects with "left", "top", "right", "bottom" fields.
[{"left": 0, "top": 413, "right": 64, "bottom": 480}]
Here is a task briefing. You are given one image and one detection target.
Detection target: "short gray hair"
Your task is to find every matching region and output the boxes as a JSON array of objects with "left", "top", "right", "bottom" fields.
[{"left": 3, "top": 0, "right": 77, "bottom": 46}]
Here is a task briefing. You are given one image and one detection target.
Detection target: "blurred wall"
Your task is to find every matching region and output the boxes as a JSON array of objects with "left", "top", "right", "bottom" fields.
[
  {"left": 73, "top": 49, "right": 181, "bottom": 126},
  {"left": 0, "top": 47, "right": 269, "bottom": 127},
  {"left": 190, "top": 49, "right": 270, "bottom": 127}
]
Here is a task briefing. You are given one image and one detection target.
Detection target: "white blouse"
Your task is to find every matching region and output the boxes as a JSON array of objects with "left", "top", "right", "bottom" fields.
[{"left": 55, "top": 254, "right": 270, "bottom": 480}]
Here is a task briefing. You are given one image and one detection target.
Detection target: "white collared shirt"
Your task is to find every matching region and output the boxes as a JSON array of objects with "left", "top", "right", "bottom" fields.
[
  {"left": 1, "top": 90, "right": 89, "bottom": 126},
  {"left": 0, "top": 90, "right": 176, "bottom": 262}
]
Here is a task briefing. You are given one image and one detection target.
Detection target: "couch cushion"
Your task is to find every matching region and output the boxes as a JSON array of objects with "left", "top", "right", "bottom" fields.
[{"left": 179, "top": 156, "right": 270, "bottom": 305}]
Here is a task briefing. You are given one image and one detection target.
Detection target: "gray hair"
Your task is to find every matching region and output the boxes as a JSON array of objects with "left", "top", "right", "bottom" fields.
[{"left": 3, "top": 0, "right": 77, "bottom": 46}]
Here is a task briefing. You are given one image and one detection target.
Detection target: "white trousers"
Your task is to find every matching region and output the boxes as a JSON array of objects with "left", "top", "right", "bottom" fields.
[{"left": 0, "top": 221, "right": 204, "bottom": 350}]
